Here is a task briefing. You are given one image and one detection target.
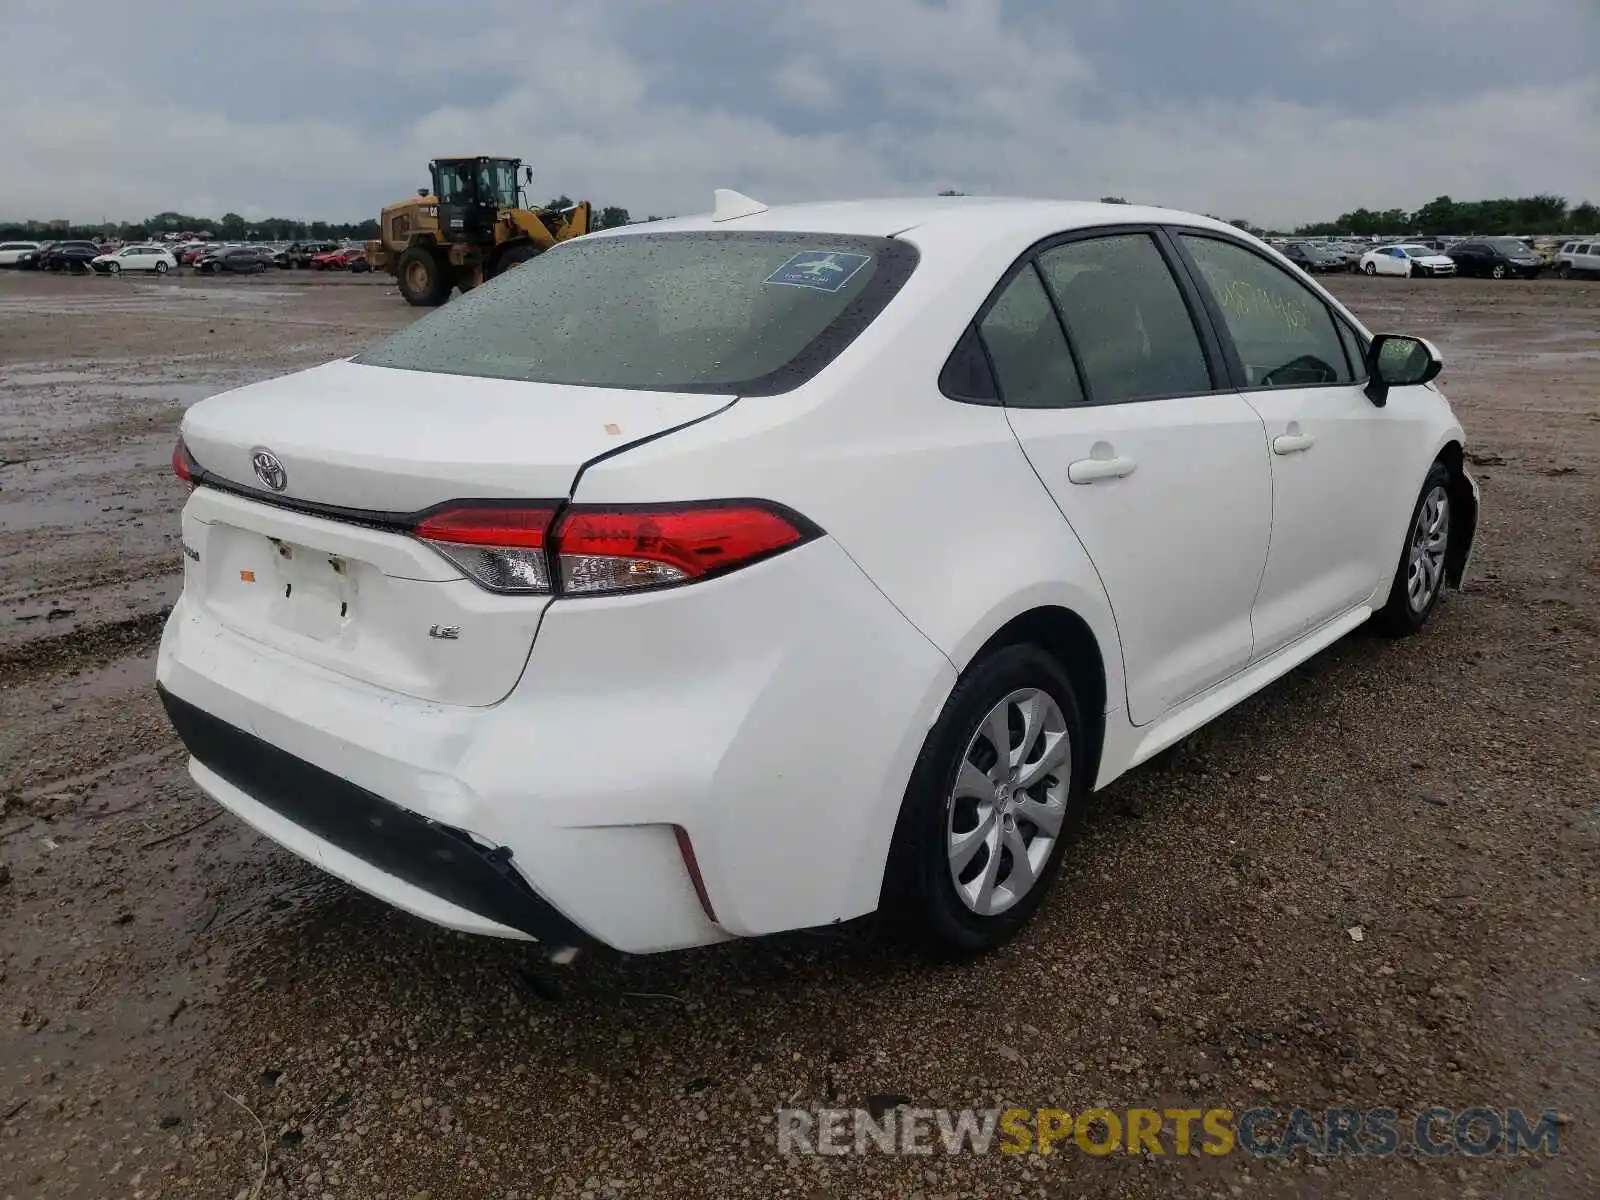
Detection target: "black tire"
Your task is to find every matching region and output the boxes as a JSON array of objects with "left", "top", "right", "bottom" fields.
[
  {"left": 1363, "top": 261, "right": 1377, "bottom": 276},
  {"left": 1557, "top": 264, "right": 1571, "bottom": 280},
  {"left": 1491, "top": 263, "right": 1506, "bottom": 280},
  {"left": 397, "top": 246, "right": 450, "bottom": 306},
  {"left": 881, "top": 644, "right": 1085, "bottom": 959},
  {"left": 1372, "top": 461, "right": 1454, "bottom": 637},
  {"left": 485, "top": 241, "right": 538, "bottom": 282},
  {"left": 154, "top": 261, "right": 168, "bottom": 275}
]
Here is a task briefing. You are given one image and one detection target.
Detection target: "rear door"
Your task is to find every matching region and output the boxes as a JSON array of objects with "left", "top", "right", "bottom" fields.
[
  {"left": 1172, "top": 231, "right": 1408, "bottom": 657},
  {"left": 996, "top": 229, "right": 1272, "bottom": 725}
]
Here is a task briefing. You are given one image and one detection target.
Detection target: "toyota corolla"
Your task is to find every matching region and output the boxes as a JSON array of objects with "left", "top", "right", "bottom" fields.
[{"left": 156, "top": 193, "right": 1478, "bottom": 961}]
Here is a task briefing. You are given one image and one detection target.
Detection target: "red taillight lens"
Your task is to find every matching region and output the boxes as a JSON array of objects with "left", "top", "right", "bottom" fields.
[
  {"left": 414, "top": 504, "right": 558, "bottom": 593},
  {"left": 412, "top": 500, "right": 818, "bottom": 596},
  {"left": 552, "top": 502, "right": 813, "bottom": 594},
  {"left": 172, "top": 437, "right": 196, "bottom": 490}
]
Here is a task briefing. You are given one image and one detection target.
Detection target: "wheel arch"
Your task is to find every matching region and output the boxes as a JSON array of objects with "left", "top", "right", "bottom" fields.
[{"left": 964, "top": 604, "right": 1111, "bottom": 795}]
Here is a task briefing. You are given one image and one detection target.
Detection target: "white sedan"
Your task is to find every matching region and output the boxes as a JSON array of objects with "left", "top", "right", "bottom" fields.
[
  {"left": 0, "top": 240, "right": 42, "bottom": 266},
  {"left": 156, "top": 193, "right": 1478, "bottom": 961},
  {"left": 92, "top": 244, "right": 178, "bottom": 275},
  {"left": 1359, "top": 244, "right": 1457, "bottom": 277}
]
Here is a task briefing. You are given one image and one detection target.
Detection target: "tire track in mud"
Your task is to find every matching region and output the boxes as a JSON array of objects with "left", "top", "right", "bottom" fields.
[{"left": 0, "top": 606, "right": 170, "bottom": 685}]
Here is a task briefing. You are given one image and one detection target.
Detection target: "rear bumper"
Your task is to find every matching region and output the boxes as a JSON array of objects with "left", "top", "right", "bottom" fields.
[
  {"left": 156, "top": 536, "right": 955, "bottom": 954},
  {"left": 159, "top": 685, "right": 588, "bottom": 950}
]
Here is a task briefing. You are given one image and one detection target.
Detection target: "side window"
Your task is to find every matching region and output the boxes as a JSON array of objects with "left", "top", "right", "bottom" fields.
[
  {"left": 1036, "top": 233, "right": 1211, "bottom": 403},
  {"left": 939, "top": 326, "right": 998, "bottom": 404},
  {"left": 976, "top": 265, "right": 1083, "bottom": 409},
  {"left": 1179, "top": 234, "right": 1353, "bottom": 388}
]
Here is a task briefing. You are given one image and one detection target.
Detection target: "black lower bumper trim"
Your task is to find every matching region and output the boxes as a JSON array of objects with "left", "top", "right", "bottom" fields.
[{"left": 157, "top": 684, "right": 586, "bottom": 948}]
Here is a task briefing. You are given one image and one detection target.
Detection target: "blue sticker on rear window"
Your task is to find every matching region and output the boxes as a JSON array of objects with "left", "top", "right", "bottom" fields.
[{"left": 764, "top": 250, "right": 872, "bottom": 293}]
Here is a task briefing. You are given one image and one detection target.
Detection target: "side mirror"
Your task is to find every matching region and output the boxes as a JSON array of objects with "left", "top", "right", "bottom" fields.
[
  {"left": 525, "top": 166, "right": 534, "bottom": 183},
  {"left": 1365, "top": 333, "right": 1443, "bottom": 407}
]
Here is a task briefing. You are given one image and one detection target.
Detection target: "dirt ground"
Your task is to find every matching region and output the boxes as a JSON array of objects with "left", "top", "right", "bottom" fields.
[{"left": 0, "top": 267, "right": 1595, "bottom": 1200}]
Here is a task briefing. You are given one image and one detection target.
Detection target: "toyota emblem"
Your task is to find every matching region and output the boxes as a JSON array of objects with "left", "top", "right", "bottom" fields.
[{"left": 251, "top": 448, "right": 287, "bottom": 492}]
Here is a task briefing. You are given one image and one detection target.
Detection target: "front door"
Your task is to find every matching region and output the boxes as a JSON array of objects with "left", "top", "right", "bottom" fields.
[
  {"left": 1174, "top": 233, "right": 1408, "bottom": 659},
  {"left": 991, "top": 230, "right": 1273, "bottom": 725}
]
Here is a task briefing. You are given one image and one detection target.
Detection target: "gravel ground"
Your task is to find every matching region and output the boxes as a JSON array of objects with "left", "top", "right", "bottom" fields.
[{"left": 0, "top": 268, "right": 1595, "bottom": 1200}]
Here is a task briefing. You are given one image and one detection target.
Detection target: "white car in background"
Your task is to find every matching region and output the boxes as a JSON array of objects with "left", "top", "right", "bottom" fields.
[
  {"left": 1554, "top": 240, "right": 1600, "bottom": 279},
  {"left": 157, "top": 193, "right": 1478, "bottom": 962},
  {"left": 0, "top": 241, "right": 42, "bottom": 266},
  {"left": 1359, "top": 244, "right": 1457, "bottom": 278},
  {"left": 92, "top": 244, "right": 178, "bottom": 275}
]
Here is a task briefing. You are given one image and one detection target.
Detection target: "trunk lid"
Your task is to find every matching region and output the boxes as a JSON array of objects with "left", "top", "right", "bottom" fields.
[
  {"left": 178, "top": 360, "right": 733, "bottom": 707},
  {"left": 181, "top": 359, "right": 732, "bottom": 511}
]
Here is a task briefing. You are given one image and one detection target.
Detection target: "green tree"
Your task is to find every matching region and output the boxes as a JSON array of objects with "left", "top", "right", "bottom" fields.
[
  {"left": 1572, "top": 201, "right": 1599, "bottom": 230},
  {"left": 938, "top": 189, "right": 968, "bottom": 196},
  {"left": 596, "top": 205, "right": 632, "bottom": 229},
  {"left": 219, "top": 212, "right": 248, "bottom": 238},
  {"left": 1099, "top": 196, "right": 1129, "bottom": 204}
]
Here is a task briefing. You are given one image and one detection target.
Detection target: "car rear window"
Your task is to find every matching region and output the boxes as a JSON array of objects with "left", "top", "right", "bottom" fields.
[{"left": 353, "top": 231, "right": 919, "bottom": 395}]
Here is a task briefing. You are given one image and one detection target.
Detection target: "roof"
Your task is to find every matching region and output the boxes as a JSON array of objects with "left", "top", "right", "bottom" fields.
[{"left": 592, "top": 194, "right": 1248, "bottom": 250}]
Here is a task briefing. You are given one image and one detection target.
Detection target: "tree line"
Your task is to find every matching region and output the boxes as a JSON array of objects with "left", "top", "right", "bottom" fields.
[
  {"left": 9, "top": 191, "right": 1594, "bottom": 246},
  {"left": 0, "top": 200, "right": 653, "bottom": 244}
]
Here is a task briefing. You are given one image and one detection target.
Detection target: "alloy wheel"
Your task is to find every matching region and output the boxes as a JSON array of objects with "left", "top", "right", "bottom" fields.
[
  {"left": 1407, "top": 485, "right": 1450, "bottom": 613},
  {"left": 946, "top": 688, "right": 1071, "bottom": 916}
]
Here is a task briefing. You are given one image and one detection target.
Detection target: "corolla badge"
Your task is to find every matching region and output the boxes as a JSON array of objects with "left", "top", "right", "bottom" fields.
[{"left": 251, "top": 447, "right": 287, "bottom": 492}]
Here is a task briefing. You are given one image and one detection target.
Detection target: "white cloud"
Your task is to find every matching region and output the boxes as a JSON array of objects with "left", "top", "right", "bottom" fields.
[{"left": 0, "top": 0, "right": 1594, "bottom": 229}]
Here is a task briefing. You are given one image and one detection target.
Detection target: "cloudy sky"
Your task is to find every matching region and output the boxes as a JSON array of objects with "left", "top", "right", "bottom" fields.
[{"left": 3, "top": 0, "right": 1596, "bottom": 227}]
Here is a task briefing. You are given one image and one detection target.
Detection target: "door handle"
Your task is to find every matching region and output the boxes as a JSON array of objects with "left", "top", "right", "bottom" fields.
[
  {"left": 1067, "top": 454, "right": 1137, "bottom": 484},
  {"left": 1272, "top": 430, "right": 1315, "bottom": 455}
]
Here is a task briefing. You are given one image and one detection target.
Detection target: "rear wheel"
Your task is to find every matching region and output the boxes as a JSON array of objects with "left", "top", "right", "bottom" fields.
[
  {"left": 1373, "top": 462, "right": 1453, "bottom": 637},
  {"left": 154, "top": 261, "right": 168, "bottom": 275},
  {"left": 486, "top": 242, "right": 538, "bottom": 281},
  {"left": 882, "top": 644, "right": 1083, "bottom": 958},
  {"left": 1557, "top": 264, "right": 1572, "bottom": 280},
  {"left": 397, "top": 246, "right": 450, "bottom": 306}
]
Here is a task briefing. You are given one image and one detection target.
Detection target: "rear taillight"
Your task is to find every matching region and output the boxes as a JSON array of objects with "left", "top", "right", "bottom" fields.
[
  {"left": 552, "top": 502, "right": 813, "bottom": 594},
  {"left": 412, "top": 500, "right": 818, "bottom": 596},
  {"left": 172, "top": 437, "right": 197, "bottom": 490},
  {"left": 413, "top": 504, "right": 559, "bottom": 593}
]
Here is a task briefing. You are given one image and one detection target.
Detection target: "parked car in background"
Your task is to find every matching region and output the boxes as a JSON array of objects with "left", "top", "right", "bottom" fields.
[
  {"left": 91, "top": 244, "right": 179, "bottom": 275},
  {"left": 282, "top": 241, "right": 341, "bottom": 269},
  {"left": 0, "top": 241, "right": 42, "bottom": 267},
  {"left": 309, "top": 246, "right": 364, "bottom": 270},
  {"left": 1281, "top": 242, "right": 1344, "bottom": 274},
  {"left": 39, "top": 241, "right": 103, "bottom": 273},
  {"left": 1311, "top": 242, "right": 1352, "bottom": 269},
  {"left": 1554, "top": 240, "right": 1600, "bottom": 279},
  {"left": 1359, "top": 244, "right": 1457, "bottom": 277},
  {"left": 181, "top": 244, "right": 218, "bottom": 267},
  {"left": 1447, "top": 238, "right": 1545, "bottom": 279},
  {"left": 196, "top": 246, "right": 272, "bottom": 275},
  {"left": 158, "top": 196, "right": 1478, "bottom": 959},
  {"left": 348, "top": 252, "right": 371, "bottom": 274},
  {"left": 12, "top": 244, "right": 51, "bottom": 270}
]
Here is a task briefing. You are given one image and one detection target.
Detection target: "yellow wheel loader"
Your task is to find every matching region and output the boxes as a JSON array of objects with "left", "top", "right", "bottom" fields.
[{"left": 365, "top": 156, "right": 592, "bottom": 306}]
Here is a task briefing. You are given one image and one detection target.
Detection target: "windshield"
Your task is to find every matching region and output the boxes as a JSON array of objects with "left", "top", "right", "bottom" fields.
[
  {"left": 354, "top": 231, "right": 918, "bottom": 395},
  {"left": 1399, "top": 246, "right": 1434, "bottom": 257},
  {"left": 1489, "top": 238, "right": 1532, "bottom": 256},
  {"left": 434, "top": 159, "right": 519, "bottom": 207},
  {"left": 479, "top": 160, "right": 519, "bottom": 208}
]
